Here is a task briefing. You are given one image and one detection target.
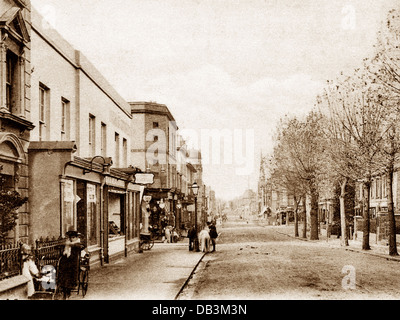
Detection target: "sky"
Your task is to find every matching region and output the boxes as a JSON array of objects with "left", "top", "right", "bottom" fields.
[{"left": 31, "top": 0, "right": 399, "bottom": 201}]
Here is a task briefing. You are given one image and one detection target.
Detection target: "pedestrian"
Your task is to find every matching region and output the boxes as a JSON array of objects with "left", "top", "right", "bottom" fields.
[
  {"left": 164, "top": 225, "right": 173, "bottom": 243},
  {"left": 188, "top": 226, "right": 197, "bottom": 251},
  {"left": 21, "top": 244, "right": 41, "bottom": 298},
  {"left": 58, "top": 229, "right": 85, "bottom": 299},
  {"left": 209, "top": 223, "right": 218, "bottom": 252}
]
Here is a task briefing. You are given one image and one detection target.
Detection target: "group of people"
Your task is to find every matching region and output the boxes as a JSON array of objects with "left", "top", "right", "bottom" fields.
[
  {"left": 21, "top": 228, "right": 86, "bottom": 300},
  {"left": 188, "top": 221, "right": 219, "bottom": 253},
  {"left": 164, "top": 225, "right": 180, "bottom": 243}
]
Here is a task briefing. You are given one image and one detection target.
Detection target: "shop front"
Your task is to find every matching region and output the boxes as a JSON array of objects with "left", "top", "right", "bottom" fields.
[{"left": 29, "top": 144, "right": 141, "bottom": 267}]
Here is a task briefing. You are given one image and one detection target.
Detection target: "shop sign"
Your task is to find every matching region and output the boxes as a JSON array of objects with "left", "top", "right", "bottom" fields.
[
  {"left": 134, "top": 173, "right": 154, "bottom": 185},
  {"left": 87, "top": 184, "right": 97, "bottom": 203},
  {"left": 62, "top": 179, "right": 74, "bottom": 202},
  {"left": 143, "top": 195, "right": 152, "bottom": 203},
  {"left": 105, "top": 176, "right": 125, "bottom": 188}
]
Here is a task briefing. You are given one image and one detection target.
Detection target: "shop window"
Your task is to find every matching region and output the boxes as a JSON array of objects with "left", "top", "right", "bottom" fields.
[
  {"left": 108, "top": 192, "right": 125, "bottom": 237},
  {"left": 76, "top": 181, "right": 99, "bottom": 247},
  {"left": 61, "top": 179, "right": 75, "bottom": 235},
  {"left": 86, "top": 183, "right": 99, "bottom": 246}
]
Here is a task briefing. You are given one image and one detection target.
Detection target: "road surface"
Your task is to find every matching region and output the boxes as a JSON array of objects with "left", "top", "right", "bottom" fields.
[{"left": 179, "top": 220, "right": 400, "bottom": 300}]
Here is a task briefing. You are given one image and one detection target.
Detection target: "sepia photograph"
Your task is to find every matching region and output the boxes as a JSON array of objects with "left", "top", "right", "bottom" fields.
[{"left": 1, "top": 0, "right": 400, "bottom": 307}]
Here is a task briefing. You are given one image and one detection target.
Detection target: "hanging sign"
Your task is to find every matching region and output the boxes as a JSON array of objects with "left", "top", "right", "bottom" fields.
[{"left": 134, "top": 173, "right": 154, "bottom": 185}]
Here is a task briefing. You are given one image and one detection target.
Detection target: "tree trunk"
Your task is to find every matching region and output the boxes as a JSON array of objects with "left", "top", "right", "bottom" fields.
[
  {"left": 294, "top": 195, "right": 299, "bottom": 237},
  {"left": 387, "top": 167, "right": 398, "bottom": 256},
  {"left": 340, "top": 178, "right": 349, "bottom": 246},
  {"left": 362, "top": 181, "right": 371, "bottom": 251},
  {"left": 309, "top": 180, "right": 319, "bottom": 240},
  {"left": 302, "top": 195, "right": 307, "bottom": 238}
]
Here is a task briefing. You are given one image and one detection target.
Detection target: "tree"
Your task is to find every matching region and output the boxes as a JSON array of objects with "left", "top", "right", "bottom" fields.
[
  {"left": 0, "top": 174, "right": 28, "bottom": 245},
  {"left": 319, "top": 66, "right": 389, "bottom": 250},
  {"left": 368, "top": 9, "right": 400, "bottom": 256},
  {"left": 268, "top": 144, "right": 305, "bottom": 238},
  {"left": 272, "top": 112, "right": 326, "bottom": 240}
]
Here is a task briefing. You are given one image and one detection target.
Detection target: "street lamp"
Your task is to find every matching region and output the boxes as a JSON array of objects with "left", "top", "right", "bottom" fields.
[{"left": 192, "top": 182, "right": 200, "bottom": 252}]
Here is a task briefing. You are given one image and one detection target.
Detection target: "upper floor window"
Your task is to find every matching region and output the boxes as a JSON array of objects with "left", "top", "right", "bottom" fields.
[
  {"left": 61, "top": 98, "right": 70, "bottom": 141},
  {"left": 89, "top": 114, "right": 96, "bottom": 156},
  {"left": 153, "top": 122, "right": 159, "bottom": 128},
  {"left": 39, "top": 83, "right": 49, "bottom": 141},
  {"left": 6, "top": 51, "right": 18, "bottom": 113},
  {"left": 115, "top": 132, "right": 120, "bottom": 167},
  {"left": 101, "top": 122, "right": 107, "bottom": 157},
  {"left": 122, "top": 138, "right": 127, "bottom": 168}
]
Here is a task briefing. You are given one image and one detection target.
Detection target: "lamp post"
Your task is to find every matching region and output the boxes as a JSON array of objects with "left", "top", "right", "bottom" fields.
[{"left": 192, "top": 182, "right": 200, "bottom": 251}]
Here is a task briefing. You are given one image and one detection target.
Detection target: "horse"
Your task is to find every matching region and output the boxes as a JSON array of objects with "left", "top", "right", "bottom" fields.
[{"left": 198, "top": 227, "right": 211, "bottom": 252}]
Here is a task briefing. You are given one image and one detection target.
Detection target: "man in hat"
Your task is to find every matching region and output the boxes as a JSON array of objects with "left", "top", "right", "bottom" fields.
[{"left": 58, "top": 228, "right": 85, "bottom": 299}]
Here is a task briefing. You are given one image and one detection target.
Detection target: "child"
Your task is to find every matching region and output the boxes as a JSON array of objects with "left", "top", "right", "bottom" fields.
[{"left": 21, "top": 244, "right": 41, "bottom": 298}]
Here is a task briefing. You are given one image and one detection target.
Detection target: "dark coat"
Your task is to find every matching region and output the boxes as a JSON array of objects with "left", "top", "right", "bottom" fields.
[
  {"left": 209, "top": 225, "right": 218, "bottom": 239},
  {"left": 58, "top": 243, "right": 84, "bottom": 289},
  {"left": 188, "top": 227, "right": 197, "bottom": 240}
]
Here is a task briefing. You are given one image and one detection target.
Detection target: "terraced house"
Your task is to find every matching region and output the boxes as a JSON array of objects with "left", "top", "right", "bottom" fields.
[{"left": 0, "top": 0, "right": 145, "bottom": 298}]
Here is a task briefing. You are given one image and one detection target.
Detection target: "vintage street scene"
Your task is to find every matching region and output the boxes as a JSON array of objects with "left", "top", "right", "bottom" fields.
[{"left": 1, "top": 0, "right": 400, "bottom": 302}]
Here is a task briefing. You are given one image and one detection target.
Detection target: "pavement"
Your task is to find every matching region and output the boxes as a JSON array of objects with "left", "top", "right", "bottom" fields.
[
  {"left": 70, "top": 238, "right": 206, "bottom": 300},
  {"left": 271, "top": 224, "right": 400, "bottom": 262}
]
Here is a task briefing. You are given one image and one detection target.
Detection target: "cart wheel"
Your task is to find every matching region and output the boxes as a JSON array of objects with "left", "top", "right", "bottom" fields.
[
  {"left": 141, "top": 241, "right": 150, "bottom": 251},
  {"left": 79, "top": 268, "right": 89, "bottom": 297},
  {"left": 148, "top": 239, "right": 154, "bottom": 249}
]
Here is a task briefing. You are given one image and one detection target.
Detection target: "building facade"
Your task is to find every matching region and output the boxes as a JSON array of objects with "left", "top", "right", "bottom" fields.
[
  {"left": 129, "top": 102, "right": 203, "bottom": 237},
  {"left": 0, "top": 0, "right": 33, "bottom": 244},
  {"left": 26, "top": 6, "right": 142, "bottom": 265}
]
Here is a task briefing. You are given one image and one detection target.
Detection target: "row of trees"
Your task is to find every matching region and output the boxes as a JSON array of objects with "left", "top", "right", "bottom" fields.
[{"left": 267, "top": 9, "right": 400, "bottom": 256}]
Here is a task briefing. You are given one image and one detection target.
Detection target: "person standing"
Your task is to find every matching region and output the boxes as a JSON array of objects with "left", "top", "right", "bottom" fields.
[
  {"left": 58, "top": 229, "right": 84, "bottom": 299},
  {"left": 21, "top": 244, "right": 41, "bottom": 298},
  {"left": 209, "top": 222, "right": 218, "bottom": 252},
  {"left": 188, "top": 226, "right": 197, "bottom": 251}
]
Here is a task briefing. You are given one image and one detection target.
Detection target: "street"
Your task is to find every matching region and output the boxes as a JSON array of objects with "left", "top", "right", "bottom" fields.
[{"left": 179, "top": 220, "right": 400, "bottom": 300}]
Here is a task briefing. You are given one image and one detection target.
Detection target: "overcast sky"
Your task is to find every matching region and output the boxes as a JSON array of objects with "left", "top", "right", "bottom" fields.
[{"left": 31, "top": 0, "right": 398, "bottom": 201}]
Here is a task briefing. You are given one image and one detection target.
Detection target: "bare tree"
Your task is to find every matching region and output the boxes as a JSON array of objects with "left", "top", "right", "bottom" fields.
[
  {"left": 319, "top": 66, "right": 389, "bottom": 250},
  {"left": 269, "top": 143, "right": 305, "bottom": 238},
  {"left": 272, "top": 113, "right": 326, "bottom": 240}
]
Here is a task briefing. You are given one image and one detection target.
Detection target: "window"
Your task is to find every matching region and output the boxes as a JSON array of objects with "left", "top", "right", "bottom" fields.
[
  {"left": 6, "top": 51, "right": 18, "bottom": 112},
  {"left": 153, "top": 122, "right": 159, "bottom": 128},
  {"left": 39, "top": 84, "right": 49, "bottom": 141},
  {"left": 122, "top": 138, "right": 127, "bottom": 168},
  {"left": 101, "top": 123, "right": 107, "bottom": 157},
  {"left": 89, "top": 114, "right": 96, "bottom": 156},
  {"left": 115, "top": 132, "right": 120, "bottom": 167},
  {"left": 61, "top": 98, "right": 70, "bottom": 140},
  {"left": 61, "top": 179, "right": 75, "bottom": 235},
  {"left": 86, "top": 183, "right": 99, "bottom": 246}
]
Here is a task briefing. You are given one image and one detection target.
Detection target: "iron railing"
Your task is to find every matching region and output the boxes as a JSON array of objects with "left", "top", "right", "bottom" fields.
[
  {"left": 0, "top": 237, "right": 65, "bottom": 282},
  {"left": 0, "top": 243, "right": 22, "bottom": 281},
  {"left": 34, "top": 237, "right": 65, "bottom": 270}
]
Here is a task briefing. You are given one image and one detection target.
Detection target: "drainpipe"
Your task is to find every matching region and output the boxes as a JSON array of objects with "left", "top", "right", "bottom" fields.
[
  {"left": 99, "top": 175, "right": 105, "bottom": 266},
  {"left": 124, "top": 177, "right": 133, "bottom": 258}
]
